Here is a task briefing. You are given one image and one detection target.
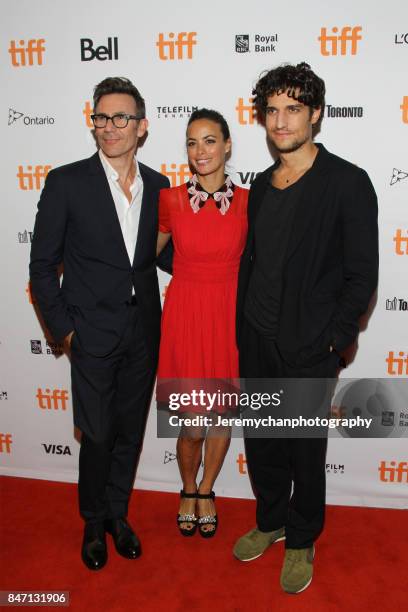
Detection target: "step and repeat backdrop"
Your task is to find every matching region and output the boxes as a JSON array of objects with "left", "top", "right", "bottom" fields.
[{"left": 1, "top": 0, "right": 407, "bottom": 509}]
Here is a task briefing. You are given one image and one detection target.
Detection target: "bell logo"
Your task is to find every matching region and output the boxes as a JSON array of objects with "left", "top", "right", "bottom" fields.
[
  {"left": 156, "top": 32, "right": 197, "bottom": 60},
  {"left": 400, "top": 96, "right": 408, "bottom": 123},
  {"left": 80, "top": 37, "right": 119, "bottom": 61},
  {"left": 236, "top": 452, "right": 247, "bottom": 474},
  {"left": 385, "top": 351, "right": 408, "bottom": 376},
  {"left": 26, "top": 282, "right": 36, "bottom": 304},
  {"left": 318, "top": 26, "right": 362, "bottom": 56},
  {"left": 83, "top": 101, "right": 94, "bottom": 128},
  {"left": 236, "top": 98, "right": 255, "bottom": 125},
  {"left": 378, "top": 461, "right": 408, "bottom": 483},
  {"left": 36, "top": 388, "right": 69, "bottom": 410},
  {"left": 0, "top": 433, "right": 12, "bottom": 453},
  {"left": 8, "top": 39, "right": 46, "bottom": 66},
  {"left": 17, "top": 165, "right": 51, "bottom": 190},
  {"left": 160, "top": 163, "right": 191, "bottom": 187},
  {"left": 393, "top": 229, "right": 408, "bottom": 255}
]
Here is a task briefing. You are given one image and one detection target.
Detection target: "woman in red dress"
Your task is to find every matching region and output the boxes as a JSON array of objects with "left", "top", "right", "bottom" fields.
[{"left": 157, "top": 109, "right": 248, "bottom": 537}]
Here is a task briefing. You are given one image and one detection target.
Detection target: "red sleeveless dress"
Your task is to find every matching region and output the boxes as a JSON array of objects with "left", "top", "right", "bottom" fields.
[{"left": 157, "top": 182, "right": 248, "bottom": 385}]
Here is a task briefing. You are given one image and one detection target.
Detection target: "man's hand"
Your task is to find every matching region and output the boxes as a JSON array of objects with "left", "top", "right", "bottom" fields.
[{"left": 64, "top": 330, "right": 75, "bottom": 351}]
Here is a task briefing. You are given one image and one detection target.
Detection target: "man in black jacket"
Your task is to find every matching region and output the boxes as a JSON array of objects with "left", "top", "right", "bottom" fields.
[
  {"left": 30, "top": 77, "right": 170, "bottom": 570},
  {"left": 233, "top": 63, "right": 378, "bottom": 593}
]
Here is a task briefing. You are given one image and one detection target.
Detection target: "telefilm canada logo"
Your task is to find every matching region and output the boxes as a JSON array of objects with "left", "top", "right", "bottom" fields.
[
  {"left": 235, "top": 33, "right": 279, "bottom": 53},
  {"left": 30, "top": 340, "right": 64, "bottom": 356},
  {"left": 325, "top": 104, "right": 363, "bottom": 118},
  {"left": 8, "top": 108, "right": 55, "bottom": 126},
  {"left": 156, "top": 105, "right": 198, "bottom": 119},
  {"left": 326, "top": 463, "right": 345, "bottom": 474},
  {"left": 390, "top": 168, "right": 408, "bottom": 185}
]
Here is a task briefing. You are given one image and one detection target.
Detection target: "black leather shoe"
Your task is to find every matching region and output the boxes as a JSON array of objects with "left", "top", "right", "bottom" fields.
[
  {"left": 81, "top": 522, "right": 107, "bottom": 571},
  {"left": 105, "top": 518, "right": 141, "bottom": 559}
]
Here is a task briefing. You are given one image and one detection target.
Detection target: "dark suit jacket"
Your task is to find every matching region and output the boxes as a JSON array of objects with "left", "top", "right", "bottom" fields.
[
  {"left": 236, "top": 144, "right": 379, "bottom": 367},
  {"left": 30, "top": 152, "right": 170, "bottom": 359}
]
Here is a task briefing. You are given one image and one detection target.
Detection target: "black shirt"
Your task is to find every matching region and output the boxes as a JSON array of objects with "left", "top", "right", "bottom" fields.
[{"left": 244, "top": 175, "right": 306, "bottom": 338}]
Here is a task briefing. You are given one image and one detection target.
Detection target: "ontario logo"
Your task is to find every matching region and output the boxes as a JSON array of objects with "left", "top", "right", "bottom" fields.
[
  {"left": 390, "top": 168, "right": 408, "bottom": 185},
  {"left": 8, "top": 108, "right": 55, "bottom": 126}
]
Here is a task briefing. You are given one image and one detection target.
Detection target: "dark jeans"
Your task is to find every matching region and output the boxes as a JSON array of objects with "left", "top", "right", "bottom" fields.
[
  {"left": 71, "top": 304, "right": 155, "bottom": 523},
  {"left": 240, "top": 318, "right": 339, "bottom": 549}
]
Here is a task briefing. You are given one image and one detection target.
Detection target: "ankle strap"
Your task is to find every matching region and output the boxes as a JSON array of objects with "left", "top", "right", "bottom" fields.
[
  {"left": 180, "top": 490, "right": 197, "bottom": 499},
  {"left": 197, "top": 491, "right": 215, "bottom": 500}
]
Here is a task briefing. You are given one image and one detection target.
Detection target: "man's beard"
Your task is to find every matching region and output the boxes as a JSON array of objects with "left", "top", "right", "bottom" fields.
[{"left": 269, "top": 132, "right": 308, "bottom": 154}]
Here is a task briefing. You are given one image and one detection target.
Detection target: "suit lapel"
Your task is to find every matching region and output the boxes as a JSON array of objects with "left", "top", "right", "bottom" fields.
[
  {"left": 88, "top": 153, "right": 130, "bottom": 264},
  {"left": 133, "top": 163, "right": 155, "bottom": 267}
]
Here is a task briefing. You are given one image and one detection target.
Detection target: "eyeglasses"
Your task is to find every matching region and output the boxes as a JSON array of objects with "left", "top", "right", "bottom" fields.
[{"left": 90, "top": 113, "right": 144, "bottom": 128}]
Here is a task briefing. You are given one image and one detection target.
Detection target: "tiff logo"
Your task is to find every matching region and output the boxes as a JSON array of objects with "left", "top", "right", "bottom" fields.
[
  {"left": 83, "top": 101, "right": 94, "bottom": 128},
  {"left": 156, "top": 32, "right": 197, "bottom": 60},
  {"left": 80, "top": 37, "right": 118, "bottom": 61},
  {"left": 36, "top": 388, "right": 69, "bottom": 410},
  {"left": 236, "top": 98, "right": 255, "bottom": 125},
  {"left": 318, "top": 26, "right": 362, "bottom": 56},
  {"left": 400, "top": 96, "right": 408, "bottom": 123},
  {"left": 0, "top": 434, "right": 12, "bottom": 453},
  {"left": 8, "top": 39, "right": 46, "bottom": 66},
  {"left": 378, "top": 461, "right": 408, "bottom": 483},
  {"left": 236, "top": 453, "right": 247, "bottom": 474},
  {"left": 17, "top": 165, "right": 51, "bottom": 190},
  {"left": 393, "top": 229, "right": 408, "bottom": 255},
  {"left": 160, "top": 163, "right": 191, "bottom": 187},
  {"left": 385, "top": 351, "right": 408, "bottom": 376}
]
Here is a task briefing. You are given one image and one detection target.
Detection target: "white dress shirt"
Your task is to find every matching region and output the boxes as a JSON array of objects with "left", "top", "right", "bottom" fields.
[{"left": 99, "top": 150, "right": 144, "bottom": 267}]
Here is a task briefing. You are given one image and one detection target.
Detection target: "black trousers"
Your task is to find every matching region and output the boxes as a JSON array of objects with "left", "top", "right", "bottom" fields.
[
  {"left": 240, "top": 318, "right": 339, "bottom": 549},
  {"left": 70, "top": 304, "right": 155, "bottom": 523}
]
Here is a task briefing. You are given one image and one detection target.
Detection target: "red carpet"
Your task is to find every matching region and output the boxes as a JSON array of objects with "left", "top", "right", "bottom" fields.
[{"left": 0, "top": 476, "right": 405, "bottom": 611}]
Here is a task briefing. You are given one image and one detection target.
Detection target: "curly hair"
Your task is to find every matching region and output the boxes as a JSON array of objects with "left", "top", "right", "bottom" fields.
[
  {"left": 93, "top": 77, "right": 145, "bottom": 117},
  {"left": 252, "top": 62, "right": 325, "bottom": 120}
]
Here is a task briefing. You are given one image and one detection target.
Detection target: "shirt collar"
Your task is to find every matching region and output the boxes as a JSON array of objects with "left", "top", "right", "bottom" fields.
[{"left": 99, "top": 150, "right": 141, "bottom": 187}]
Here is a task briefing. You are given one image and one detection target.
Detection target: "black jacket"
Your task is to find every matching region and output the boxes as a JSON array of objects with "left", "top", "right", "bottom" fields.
[
  {"left": 236, "top": 144, "right": 379, "bottom": 366},
  {"left": 30, "top": 152, "right": 170, "bottom": 359}
]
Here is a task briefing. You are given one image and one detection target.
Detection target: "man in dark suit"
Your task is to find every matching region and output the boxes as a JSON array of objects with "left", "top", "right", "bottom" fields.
[
  {"left": 233, "top": 63, "right": 378, "bottom": 593},
  {"left": 30, "top": 77, "right": 170, "bottom": 570}
]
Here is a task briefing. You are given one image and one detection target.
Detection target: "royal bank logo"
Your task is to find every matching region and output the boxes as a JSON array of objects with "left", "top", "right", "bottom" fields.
[
  {"left": 326, "top": 463, "right": 345, "bottom": 474},
  {"left": 156, "top": 105, "right": 198, "bottom": 119},
  {"left": 235, "top": 33, "right": 278, "bottom": 53},
  {"left": 80, "top": 37, "right": 119, "bottom": 61},
  {"left": 326, "top": 104, "right": 363, "bottom": 118},
  {"left": 0, "top": 391, "right": 8, "bottom": 401},
  {"left": 164, "top": 450, "right": 177, "bottom": 464},
  {"left": 30, "top": 340, "right": 64, "bottom": 356},
  {"left": 8, "top": 108, "right": 55, "bottom": 126},
  {"left": 18, "top": 230, "right": 33, "bottom": 244},
  {"left": 235, "top": 35, "right": 249, "bottom": 53},
  {"left": 381, "top": 411, "right": 395, "bottom": 426},
  {"left": 386, "top": 297, "right": 408, "bottom": 311},
  {"left": 390, "top": 168, "right": 408, "bottom": 186},
  {"left": 400, "top": 411, "right": 408, "bottom": 427}
]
